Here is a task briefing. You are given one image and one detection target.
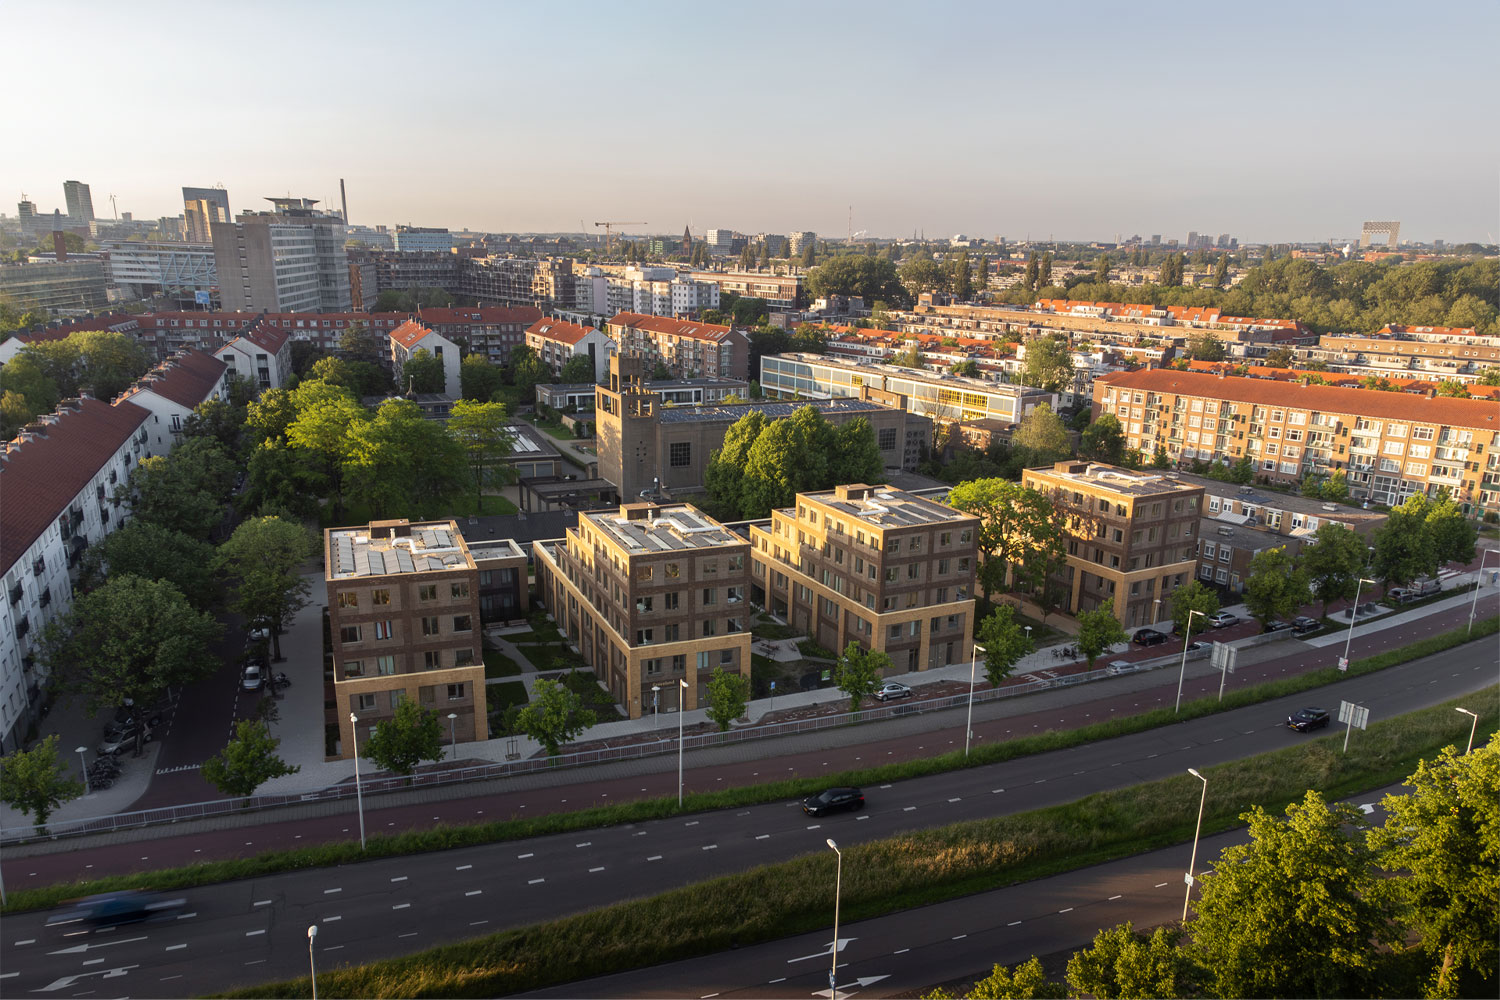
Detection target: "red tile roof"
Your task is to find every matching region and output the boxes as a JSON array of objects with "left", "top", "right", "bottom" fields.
[
  {"left": 608, "top": 312, "right": 734, "bottom": 342},
  {"left": 389, "top": 320, "right": 435, "bottom": 350},
  {"left": 1097, "top": 368, "right": 1500, "bottom": 432},
  {"left": 235, "top": 322, "right": 289, "bottom": 355},
  {"left": 525, "top": 318, "right": 596, "bottom": 345},
  {"left": 116, "top": 350, "right": 226, "bottom": 409},
  {"left": 0, "top": 398, "right": 151, "bottom": 568}
]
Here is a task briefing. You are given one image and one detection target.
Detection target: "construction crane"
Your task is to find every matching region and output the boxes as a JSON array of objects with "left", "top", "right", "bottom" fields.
[{"left": 594, "top": 221, "right": 646, "bottom": 256}]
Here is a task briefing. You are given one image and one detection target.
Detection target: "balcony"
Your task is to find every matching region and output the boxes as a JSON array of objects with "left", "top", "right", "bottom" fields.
[
  {"left": 8, "top": 581, "right": 22, "bottom": 605},
  {"left": 32, "top": 556, "right": 45, "bottom": 577},
  {"left": 14, "top": 617, "right": 30, "bottom": 641}
]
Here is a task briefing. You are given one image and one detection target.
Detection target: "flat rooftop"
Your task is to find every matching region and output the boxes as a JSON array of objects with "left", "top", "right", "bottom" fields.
[
  {"left": 801, "top": 485, "right": 973, "bottom": 529},
  {"left": 1025, "top": 462, "right": 1198, "bottom": 498},
  {"left": 328, "top": 521, "right": 474, "bottom": 579},
  {"left": 584, "top": 504, "right": 742, "bottom": 554},
  {"left": 468, "top": 538, "right": 525, "bottom": 560},
  {"left": 658, "top": 397, "right": 891, "bottom": 424},
  {"left": 504, "top": 421, "right": 562, "bottom": 458},
  {"left": 1169, "top": 472, "right": 1386, "bottom": 523}
]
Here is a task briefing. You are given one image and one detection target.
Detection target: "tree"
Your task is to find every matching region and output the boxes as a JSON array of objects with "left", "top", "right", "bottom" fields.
[
  {"left": 115, "top": 437, "right": 237, "bottom": 540},
  {"left": 79, "top": 521, "right": 219, "bottom": 612},
  {"left": 932, "top": 957, "right": 1065, "bottom": 999},
  {"left": 362, "top": 699, "right": 446, "bottom": 777},
  {"left": 507, "top": 344, "right": 550, "bottom": 400},
  {"left": 339, "top": 321, "right": 385, "bottom": 363},
  {"left": 829, "top": 417, "right": 884, "bottom": 488},
  {"left": 950, "top": 251, "right": 973, "bottom": 299},
  {"left": 805, "top": 256, "right": 906, "bottom": 306},
  {"left": 1075, "top": 609, "right": 1127, "bottom": 667},
  {"left": 1185, "top": 332, "right": 1226, "bottom": 362},
  {"left": 946, "top": 480, "right": 1066, "bottom": 599},
  {"left": 1211, "top": 254, "right": 1230, "bottom": 289},
  {"left": 1321, "top": 468, "right": 1350, "bottom": 502},
  {"left": 1188, "top": 790, "right": 1389, "bottom": 999},
  {"left": 1152, "top": 444, "right": 1172, "bottom": 469},
  {"left": 447, "top": 399, "right": 515, "bottom": 513},
  {"left": 950, "top": 359, "right": 980, "bottom": 377},
  {"left": 975, "top": 605, "right": 1033, "bottom": 687},
  {"left": 1168, "top": 579, "right": 1221, "bottom": 636},
  {"left": 558, "top": 354, "right": 596, "bottom": 384},
  {"left": 1242, "top": 545, "right": 1311, "bottom": 628},
  {"left": 516, "top": 677, "right": 596, "bottom": 756},
  {"left": 1023, "top": 253, "right": 1040, "bottom": 292},
  {"left": 703, "top": 410, "right": 767, "bottom": 519},
  {"left": 216, "top": 517, "right": 314, "bottom": 661},
  {"left": 344, "top": 399, "right": 467, "bottom": 518},
  {"left": 0, "top": 735, "right": 84, "bottom": 833},
  {"left": 705, "top": 667, "right": 751, "bottom": 732},
  {"left": 899, "top": 258, "right": 948, "bottom": 300},
  {"left": 832, "top": 641, "right": 889, "bottom": 714},
  {"left": 1079, "top": 412, "right": 1126, "bottom": 465},
  {"left": 1093, "top": 253, "right": 1111, "bottom": 285},
  {"left": 1298, "top": 522, "right": 1368, "bottom": 617},
  {"left": 740, "top": 406, "right": 835, "bottom": 517},
  {"left": 1372, "top": 493, "right": 1439, "bottom": 589},
  {"left": 1065, "top": 922, "right": 1189, "bottom": 1000},
  {"left": 201, "top": 720, "right": 300, "bottom": 799},
  {"left": 1424, "top": 491, "right": 1477, "bottom": 570},
  {"left": 245, "top": 386, "right": 299, "bottom": 444},
  {"left": 1263, "top": 346, "right": 1295, "bottom": 368},
  {"left": 1369, "top": 738, "right": 1498, "bottom": 997},
  {"left": 310, "top": 356, "right": 388, "bottom": 398},
  {"left": 286, "top": 381, "right": 368, "bottom": 518},
  {"left": 1012, "top": 403, "right": 1072, "bottom": 466},
  {"left": 460, "top": 353, "right": 504, "bottom": 401},
  {"left": 1227, "top": 454, "right": 1255, "bottom": 484},
  {"left": 40, "top": 575, "right": 221, "bottom": 717},
  {"left": 1020, "top": 336, "right": 1074, "bottom": 393},
  {"left": 1435, "top": 379, "right": 1471, "bottom": 398},
  {"left": 1038, "top": 251, "right": 1053, "bottom": 286},
  {"left": 181, "top": 397, "right": 244, "bottom": 451},
  {"left": 399, "top": 347, "right": 446, "bottom": 394}
]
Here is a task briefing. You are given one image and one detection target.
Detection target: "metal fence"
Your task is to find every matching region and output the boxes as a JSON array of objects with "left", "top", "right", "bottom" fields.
[{"left": 1, "top": 667, "right": 1119, "bottom": 845}]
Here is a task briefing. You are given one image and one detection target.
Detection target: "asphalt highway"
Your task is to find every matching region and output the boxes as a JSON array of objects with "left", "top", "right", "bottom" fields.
[{"left": 1, "top": 637, "right": 1493, "bottom": 997}]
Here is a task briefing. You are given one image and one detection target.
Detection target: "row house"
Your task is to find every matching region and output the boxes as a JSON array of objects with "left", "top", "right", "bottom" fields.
[
  {"left": 748, "top": 485, "right": 980, "bottom": 673},
  {"left": 389, "top": 321, "right": 461, "bottom": 397},
  {"left": 1094, "top": 369, "right": 1500, "bottom": 516},
  {"left": 524, "top": 317, "right": 616, "bottom": 383},
  {"left": 605, "top": 313, "right": 749, "bottom": 381},
  {"left": 211, "top": 324, "right": 291, "bottom": 391}
]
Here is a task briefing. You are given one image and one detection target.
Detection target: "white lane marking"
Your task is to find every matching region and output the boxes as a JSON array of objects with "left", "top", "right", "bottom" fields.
[
  {"left": 456, "top": 864, "right": 472, "bottom": 871},
  {"left": 1108, "top": 894, "right": 1122, "bottom": 900},
  {"left": 253, "top": 899, "right": 272, "bottom": 907},
  {"left": 466, "top": 890, "right": 482, "bottom": 896},
  {"left": 391, "top": 876, "right": 408, "bottom": 883},
  {"left": 518, "top": 853, "right": 534, "bottom": 859},
  {"left": 82, "top": 958, "right": 106, "bottom": 966},
  {"left": 648, "top": 855, "right": 663, "bottom": 861},
  {"left": 576, "top": 841, "right": 592, "bottom": 847},
  {"left": 1059, "top": 907, "right": 1074, "bottom": 913},
  {"left": 324, "top": 916, "right": 342, "bottom": 922},
  {"left": 1155, "top": 882, "right": 1169, "bottom": 888},
  {"left": 1008, "top": 920, "right": 1022, "bottom": 926},
  {"left": 703, "top": 844, "right": 718, "bottom": 850},
  {"left": 528, "top": 878, "right": 545, "bottom": 884},
  {"left": 856, "top": 815, "right": 869, "bottom": 821},
  {"left": 948, "top": 797, "right": 961, "bottom": 803},
  {"left": 165, "top": 944, "right": 187, "bottom": 952},
  {"left": 323, "top": 888, "right": 342, "bottom": 894},
  {"left": 399, "top": 932, "right": 418, "bottom": 938},
  {"left": 246, "top": 929, "right": 266, "bottom": 937},
  {"left": 14, "top": 939, "right": 35, "bottom": 946},
  {"left": 323, "top": 945, "right": 344, "bottom": 952},
  {"left": 245, "top": 958, "right": 266, "bottom": 965},
  {"left": 392, "top": 903, "right": 411, "bottom": 910},
  {"left": 769, "top": 977, "right": 787, "bottom": 984},
  {"left": 880, "top": 784, "right": 891, "bottom": 789},
  {"left": 176, "top": 912, "right": 197, "bottom": 920},
  {"left": 685, "top": 820, "right": 700, "bottom": 827},
  {"left": 904, "top": 806, "right": 916, "bottom": 812},
  {"left": 806, "top": 824, "right": 821, "bottom": 830},
  {"left": 992, "top": 788, "right": 1004, "bottom": 794},
  {"left": 952, "top": 933, "right": 967, "bottom": 940},
  {"left": 756, "top": 834, "right": 770, "bottom": 840},
  {"left": 470, "top": 920, "right": 488, "bottom": 926},
  {"left": 160, "top": 975, "right": 183, "bottom": 981},
  {"left": 894, "top": 948, "right": 910, "bottom": 954},
  {"left": 589, "top": 866, "right": 605, "bottom": 873}
]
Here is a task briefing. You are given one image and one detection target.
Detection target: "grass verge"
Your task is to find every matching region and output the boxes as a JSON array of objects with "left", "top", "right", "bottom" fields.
[
  {"left": 482, "top": 650, "right": 522, "bottom": 678},
  {"left": 4, "top": 616, "right": 1494, "bottom": 917},
  {"left": 485, "top": 681, "right": 528, "bottom": 710},
  {"left": 220, "top": 691, "right": 1498, "bottom": 999}
]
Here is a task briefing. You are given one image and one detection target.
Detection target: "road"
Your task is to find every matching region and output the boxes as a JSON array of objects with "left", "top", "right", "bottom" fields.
[{"left": 1, "top": 639, "right": 1492, "bottom": 998}]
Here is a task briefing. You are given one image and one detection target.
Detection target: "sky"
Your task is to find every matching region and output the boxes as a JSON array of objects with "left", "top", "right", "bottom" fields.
[{"left": 6, "top": 0, "right": 1498, "bottom": 244}]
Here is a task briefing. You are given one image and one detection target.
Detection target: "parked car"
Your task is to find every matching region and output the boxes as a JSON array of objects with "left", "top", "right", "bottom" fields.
[
  {"left": 1263, "top": 619, "right": 1292, "bottom": 633},
  {"left": 1291, "top": 616, "right": 1321, "bottom": 635},
  {"left": 802, "top": 786, "right": 865, "bottom": 817},
  {"left": 242, "top": 664, "right": 265, "bottom": 692},
  {"left": 46, "top": 891, "right": 186, "bottom": 929},
  {"left": 875, "top": 681, "right": 912, "bottom": 702},
  {"left": 1286, "top": 707, "right": 1331, "bottom": 732},
  {"left": 1208, "top": 612, "right": 1239, "bottom": 629},
  {"left": 98, "top": 722, "right": 153, "bottom": 755},
  {"left": 248, "top": 622, "right": 271, "bottom": 643},
  {"left": 1132, "top": 628, "right": 1169, "bottom": 646}
]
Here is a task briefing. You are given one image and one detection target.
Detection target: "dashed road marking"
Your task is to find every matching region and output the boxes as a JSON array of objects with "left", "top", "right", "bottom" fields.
[
  {"left": 253, "top": 900, "right": 272, "bottom": 907},
  {"left": 1008, "top": 920, "right": 1022, "bottom": 926},
  {"left": 470, "top": 920, "right": 488, "bottom": 926},
  {"left": 1108, "top": 894, "right": 1122, "bottom": 900},
  {"left": 903, "top": 806, "right": 916, "bottom": 812},
  {"left": 953, "top": 934, "right": 967, "bottom": 940},
  {"left": 399, "top": 932, "right": 418, "bottom": 938},
  {"left": 245, "top": 929, "right": 265, "bottom": 937},
  {"left": 324, "top": 916, "right": 341, "bottom": 922},
  {"left": 647, "top": 855, "right": 663, "bottom": 861},
  {"left": 806, "top": 824, "right": 821, "bottom": 830},
  {"left": 165, "top": 944, "right": 186, "bottom": 952},
  {"left": 456, "top": 864, "right": 472, "bottom": 871},
  {"left": 14, "top": 939, "right": 35, "bottom": 946},
  {"left": 576, "top": 842, "right": 592, "bottom": 848},
  {"left": 894, "top": 948, "right": 910, "bottom": 954},
  {"left": 992, "top": 788, "right": 1004, "bottom": 794},
  {"left": 1155, "top": 882, "right": 1168, "bottom": 888},
  {"left": 518, "top": 853, "right": 534, "bottom": 859},
  {"left": 1059, "top": 907, "right": 1074, "bottom": 913},
  {"left": 465, "top": 890, "right": 482, "bottom": 896},
  {"left": 528, "top": 878, "right": 545, "bottom": 885},
  {"left": 392, "top": 903, "right": 411, "bottom": 910},
  {"left": 390, "top": 876, "right": 407, "bottom": 883},
  {"left": 323, "top": 888, "right": 342, "bottom": 894},
  {"left": 589, "top": 866, "right": 605, "bottom": 873},
  {"left": 755, "top": 834, "right": 770, "bottom": 840},
  {"left": 703, "top": 844, "right": 718, "bottom": 851}
]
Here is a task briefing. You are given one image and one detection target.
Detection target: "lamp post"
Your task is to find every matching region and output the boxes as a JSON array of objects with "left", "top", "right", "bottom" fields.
[
  {"left": 307, "top": 924, "right": 319, "bottom": 1000},
  {"left": 1174, "top": 610, "right": 1205, "bottom": 713},
  {"left": 1340, "top": 577, "right": 1378, "bottom": 671},
  {"left": 1183, "top": 767, "right": 1208, "bottom": 920},
  {"left": 826, "top": 838, "right": 843, "bottom": 1000},
  {"left": 348, "top": 712, "right": 366, "bottom": 850},
  {"left": 965, "top": 642, "right": 984, "bottom": 758},
  {"left": 1469, "top": 550, "right": 1498, "bottom": 637},
  {"left": 1153, "top": 598, "right": 1162, "bottom": 626},
  {"left": 76, "top": 746, "right": 90, "bottom": 794},
  {"left": 447, "top": 712, "right": 458, "bottom": 760},
  {"left": 1456, "top": 707, "right": 1479, "bottom": 754},
  {"left": 651, "top": 684, "right": 660, "bottom": 730},
  {"left": 677, "top": 677, "right": 688, "bottom": 807}
]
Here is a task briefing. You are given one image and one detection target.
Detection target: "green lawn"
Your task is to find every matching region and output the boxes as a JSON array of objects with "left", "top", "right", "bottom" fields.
[
  {"left": 486, "top": 680, "right": 529, "bottom": 710},
  {"left": 750, "top": 615, "right": 804, "bottom": 641},
  {"left": 483, "top": 650, "right": 523, "bottom": 678},
  {"left": 448, "top": 494, "right": 519, "bottom": 517},
  {"left": 516, "top": 643, "right": 586, "bottom": 674}
]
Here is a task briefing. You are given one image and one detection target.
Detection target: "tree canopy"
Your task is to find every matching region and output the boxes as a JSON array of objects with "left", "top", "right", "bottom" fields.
[
  {"left": 202, "top": 720, "right": 300, "bottom": 798},
  {"left": 1242, "top": 545, "right": 1311, "bottom": 626},
  {"left": 363, "top": 699, "right": 446, "bottom": 776},
  {"left": 805, "top": 256, "right": 906, "bottom": 306},
  {"left": 1020, "top": 336, "right": 1074, "bottom": 393},
  {"left": 216, "top": 517, "right": 315, "bottom": 661},
  {"left": 704, "top": 408, "right": 882, "bottom": 519},
  {"left": 1075, "top": 609, "right": 1127, "bottom": 666}
]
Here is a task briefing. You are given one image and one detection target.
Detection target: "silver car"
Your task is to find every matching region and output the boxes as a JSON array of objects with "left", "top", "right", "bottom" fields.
[
  {"left": 875, "top": 681, "right": 912, "bottom": 701},
  {"left": 242, "top": 664, "right": 265, "bottom": 692}
]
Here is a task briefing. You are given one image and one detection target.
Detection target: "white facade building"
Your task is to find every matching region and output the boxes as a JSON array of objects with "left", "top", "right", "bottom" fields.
[{"left": 389, "top": 320, "right": 461, "bottom": 397}]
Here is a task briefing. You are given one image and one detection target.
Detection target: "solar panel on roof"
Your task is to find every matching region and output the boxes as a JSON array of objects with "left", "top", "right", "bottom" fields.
[{"left": 396, "top": 548, "right": 415, "bottom": 572}]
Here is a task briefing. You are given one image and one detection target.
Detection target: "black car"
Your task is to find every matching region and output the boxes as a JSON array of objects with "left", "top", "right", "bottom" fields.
[
  {"left": 1263, "top": 619, "right": 1292, "bottom": 633},
  {"left": 1291, "top": 616, "right": 1321, "bottom": 635},
  {"left": 1132, "top": 628, "right": 1169, "bottom": 646},
  {"left": 46, "top": 891, "right": 186, "bottom": 929},
  {"left": 1286, "top": 707, "right": 1331, "bottom": 732},
  {"left": 802, "top": 786, "right": 865, "bottom": 816}
]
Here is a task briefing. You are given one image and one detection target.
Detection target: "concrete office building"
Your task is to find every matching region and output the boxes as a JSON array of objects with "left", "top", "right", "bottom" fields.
[
  {"left": 393, "top": 226, "right": 455, "bottom": 253},
  {"left": 325, "top": 520, "right": 488, "bottom": 759},
  {"left": 63, "top": 181, "right": 94, "bottom": 226},
  {"left": 749, "top": 485, "right": 979, "bottom": 672},
  {"left": 212, "top": 197, "right": 351, "bottom": 312},
  {"left": 104, "top": 241, "right": 216, "bottom": 301},
  {"left": 1020, "top": 461, "right": 1204, "bottom": 628},
  {"left": 0, "top": 260, "right": 109, "bottom": 313},
  {"left": 533, "top": 502, "right": 752, "bottom": 719}
]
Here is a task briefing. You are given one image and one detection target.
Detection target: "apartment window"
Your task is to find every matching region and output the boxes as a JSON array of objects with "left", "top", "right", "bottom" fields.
[
  {"left": 340, "top": 625, "right": 361, "bottom": 643},
  {"left": 702, "top": 619, "right": 716, "bottom": 637},
  {"left": 447, "top": 683, "right": 466, "bottom": 701},
  {"left": 451, "top": 582, "right": 470, "bottom": 599},
  {"left": 664, "top": 624, "right": 680, "bottom": 641},
  {"left": 338, "top": 591, "right": 359, "bottom": 609},
  {"left": 637, "top": 565, "right": 653, "bottom": 582},
  {"left": 636, "top": 628, "right": 654, "bottom": 645},
  {"left": 422, "top": 616, "right": 440, "bottom": 636},
  {"left": 344, "top": 659, "right": 364, "bottom": 677},
  {"left": 646, "top": 658, "right": 662, "bottom": 675},
  {"left": 702, "top": 587, "right": 716, "bottom": 605},
  {"left": 424, "top": 650, "right": 442, "bottom": 669},
  {"left": 666, "top": 563, "right": 680, "bottom": 578},
  {"left": 960, "top": 529, "right": 972, "bottom": 543},
  {"left": 373, "top": 620, "right": 394, "bottom": 640},
  {"left": 419, "top": 584, "right": 437, "bottom": 601},
  {"left": 664, "top": 591, "right": 679, "bottom": 610},
  {"left": 703, "top": 559, "right": 718, "bottom": 575},
  {"left": 356, "top": 694, "right": 376, "bottom": 712},
  {"left": 697, "top": 651, "right": 711, "bottom": 670},
  {"left": 372, "top": 588, "right": 391, "bottom": 605},
  {"left": 720, "top": 648, "right": 735, "bottom": 664},
  {"left": 377, "top": 655, "right": 396, "bottom": 675},
  {"left": 889, "top": 624, "right": 903, "bottom": 640},
  {"left": 938, "top": 559, "right": 950, "bottom": 574},
  {"left": 452, "top": 615, "right": 472, "bottom": 632},
  {"left": 669, "top": 442, "right": 692, "bottom": 467},
  {"left": 454, "top": 649, "right": 475, "bottom": 668},
  {"left": 636, "top": 596, "right": 654, "bottom": 613}
]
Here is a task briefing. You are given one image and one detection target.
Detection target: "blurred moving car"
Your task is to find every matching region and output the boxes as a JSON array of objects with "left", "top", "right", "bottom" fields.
[
  {"left": 875, "top": 681, "right": 912, "bottom": 701},
  {"left": 46, "top": 891, "right": 186, "bottom": 929},
  {"left": 802, "top": 786, "right": 865, "bottom": 816},
  {"left": 1286, "top": 707, "right": 1331, "bottom": 732}
]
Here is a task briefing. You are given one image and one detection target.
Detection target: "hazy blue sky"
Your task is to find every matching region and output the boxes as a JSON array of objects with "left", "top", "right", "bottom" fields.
[{"left": 7, "top": 0, "right": 1497, "bottom": 243}]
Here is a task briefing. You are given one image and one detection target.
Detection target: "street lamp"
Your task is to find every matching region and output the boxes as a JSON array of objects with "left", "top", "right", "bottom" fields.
[
  {"left": 965, "top": 642, "right": 985, "bottom": 758},
  {"left": 1183, "top": 767, "right": 1208, "bottom": 920},
  {"left": 447, "top": 712, "right": 458, "bottom": 760},
  {"left": 1469, "top": 550, "right": 1498, "bottom": 637},
  {"left": 1153, "top": 598, "right": 1162, "bottom": 626},
  {"left": 1175, "top": 609, "right": 1206, "bottom": 713},
  {"left": 651, "top": 684, "right": 660, "bottom": 730},
  {"left": 307, "top": 924, "right": 319, "bottom": 1000},
  {"left": 348, "top": 712, "right": 366, "bottom": 850},
  {"left": 1340, "top": 578, "right": 1378, "bottom": 671},
  {"left": 826, "top": 838, "right": 843, "bottom": 1000},
  {"left": 1456, "top": 707, "right": 1480, "bottom": 754},
  {"left": 677, "top": 678, "right": 688, "bottom": 807},
  {"left": 76, "top": 746, "right": 90, "bottom": 794}
]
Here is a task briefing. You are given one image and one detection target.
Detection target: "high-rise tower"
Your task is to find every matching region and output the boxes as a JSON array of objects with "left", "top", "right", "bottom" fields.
[{"left": 63, "top": 180, "right": 94, "bottom": 225}]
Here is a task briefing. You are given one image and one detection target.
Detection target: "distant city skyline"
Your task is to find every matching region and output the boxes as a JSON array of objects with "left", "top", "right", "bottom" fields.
[{"left": 5, "top": 0, "right": 1497, "bottom": 244}]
